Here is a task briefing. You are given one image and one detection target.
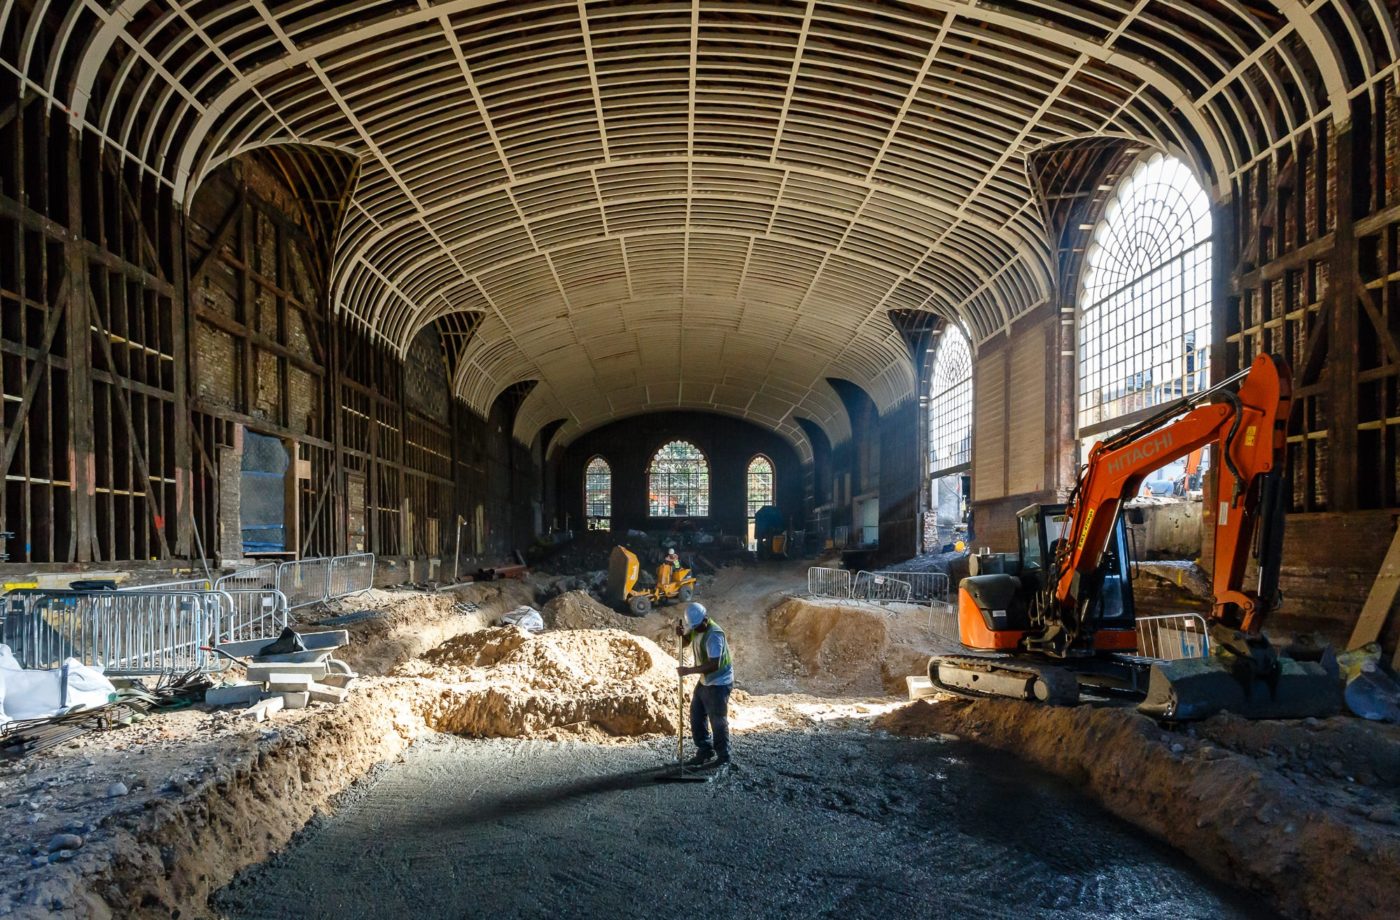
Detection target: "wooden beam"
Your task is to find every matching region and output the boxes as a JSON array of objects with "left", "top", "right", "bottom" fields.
[
  {"left": 0, "top": 283, "right": 68, "bottom": 480},
  {"left": 189, "top": 189, "right": 243, "bottom": 285},
  {"left": 1349, "top": 524, "right": 1400, "bottom": 651},
  {"left": 1326, "top": 128, "right": 1359, "bottom": 512},
  {"left": 65, "top": 134, "right": 98, "bottom": 562},
  {"left": 87, "top": 289, "right": 173, "bottom": 559}
]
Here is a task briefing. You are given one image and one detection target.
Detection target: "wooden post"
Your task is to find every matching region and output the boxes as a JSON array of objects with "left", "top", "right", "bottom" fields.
[
  {"left": 64, "top": 127, "right": 98, "bottom": 562},
  {"left": 171, "top": 196, "right": 194, "bottom": 556},
  {"left": 1327, "top": 128, "right": 1359, "bottom": 512}
]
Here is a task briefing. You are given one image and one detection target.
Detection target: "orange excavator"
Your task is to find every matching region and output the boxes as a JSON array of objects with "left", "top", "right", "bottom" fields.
[{"left": 929, "top": 354, "right": 1338, "bottom": 720}]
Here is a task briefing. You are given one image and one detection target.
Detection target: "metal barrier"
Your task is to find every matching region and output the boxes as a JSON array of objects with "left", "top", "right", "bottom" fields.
[
  {"left": 215, "top": 588, "right": 289, "bottom": 644},
  {"left": 1, "top": 589, "right": 217, "bottom": 675},
  {"left": 214, "top": 563, "right": 279, "bottom": 594},
  {"left": 1136, "top": 613, "right": 1211, "bottom": 661},
  {"left": 276, "top": 558, "right": 333, "bottom": 609},
  {"left": 807, "top": 567, "right": 852, "bottom": 600},
  {"left": 928, "top": 602, "right": 960, "bottom": 639},
  {"left": 328, "top": 553, "right": 375, "bottom": 599},
  {"left": 854, "top": 571, "right": 914, "bottom": 604},
  {"left": 861, "top": 570, "right": 949, "bottom": 604}
]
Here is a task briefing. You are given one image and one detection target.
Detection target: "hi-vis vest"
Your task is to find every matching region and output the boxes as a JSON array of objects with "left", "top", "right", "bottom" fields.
[{"left": 690, "top": 622, "right": 732, "bottom": 684}]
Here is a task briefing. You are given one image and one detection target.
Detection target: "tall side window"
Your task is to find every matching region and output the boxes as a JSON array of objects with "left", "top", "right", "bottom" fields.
[
  {"left": 649, "top": 441, "right": 709, "bottom": 516},
  {"left": 1079, "top": 153, "right": 1212, "bottom": 439},
  {"left": 746, "top": 456, "right": 775, "bottom": 517},
  {"left": 584, "top": 456, "right": 611, "bottom": 530},
  {"left": 926, "top": 323, "right": 973, "bottom": 549},
  {"left": 927, "top": 324, "right": 973, "bottom": 477}
]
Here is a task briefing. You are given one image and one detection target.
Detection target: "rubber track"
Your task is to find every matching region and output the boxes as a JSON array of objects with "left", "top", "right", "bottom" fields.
[{"left": 928, "top": 654, "right": 1080, "bottom": 705}]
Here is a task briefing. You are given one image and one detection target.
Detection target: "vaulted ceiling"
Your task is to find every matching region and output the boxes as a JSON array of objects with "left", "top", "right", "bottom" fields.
[{"left": 5, "top": 0, "right": 1394, "bottom": 451}]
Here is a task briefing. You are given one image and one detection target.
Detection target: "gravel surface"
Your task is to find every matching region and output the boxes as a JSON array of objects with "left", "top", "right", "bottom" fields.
[{"left": 214, "top": 729, "right": 1260, "bottom": 919}]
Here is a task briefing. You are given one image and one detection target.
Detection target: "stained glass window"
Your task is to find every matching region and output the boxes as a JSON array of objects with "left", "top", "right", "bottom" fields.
[{"left": 648, "top": 441, "right": 709, "bottom": 516}]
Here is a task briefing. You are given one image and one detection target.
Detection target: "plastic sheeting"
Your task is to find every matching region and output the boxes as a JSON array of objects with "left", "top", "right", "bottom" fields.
[{"left": 0, "top": 645, "right": 116, "bottom": 724}]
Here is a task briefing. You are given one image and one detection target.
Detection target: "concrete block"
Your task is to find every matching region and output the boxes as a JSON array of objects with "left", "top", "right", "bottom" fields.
[
  {"left": 308, "top": 683, "right": 349, "bottom": 705},
  {"left": 205, "top": 684, "right": 264, "bottom": 707},
  {"left": 279, "top": 691, "right": 310, "bottom": 710},
  {"left": 244, "top": 661, "right": 328, "bottom": 683},
  {"left": 265, "top": 672, "right": 314, "bottom": 693},
  {"left": 320, "top": 672, "right": 356, "bottom": 689},
  {"left": 240, "top": 696, "right": 285, "bottom": 722},
  {"left": 906, "top": 675, "right": 938, "bottom": 701}
]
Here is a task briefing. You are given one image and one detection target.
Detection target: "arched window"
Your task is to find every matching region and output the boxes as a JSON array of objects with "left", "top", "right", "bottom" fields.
[
  {"left": 648, "top": 441, "right": 709, "bottom": 516},
  {"left": 927, "top": 324, "right": 972, "bottom": 477},
  {"left": 584, "top": 457, "right": 611, "bottom": 530},
  {"left": 746, "top": 455, "right": 775, "bottom": 518},
  {"left": 1079, "top": 153, "right": 1211, "bottom": 438}
]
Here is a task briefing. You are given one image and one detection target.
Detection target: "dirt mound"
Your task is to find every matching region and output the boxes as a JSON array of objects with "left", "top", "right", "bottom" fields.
[
  {"left": 877, "top": 698, "right": 1400, "bottom": 919},
  {"left": 767, "top": 597, "right": 945, "bottom": 694},
  {"left": 398, "top": 627, "right": 679, "bottom": 738},
  {"left": 421, "top": 628, "right": 531, "bottom": 669},
  {"left": 545, "top": 590, "right": 631, "bottom": 630},
  {"left": 317, "top": 581, "right": 538, "bottom": 675}
]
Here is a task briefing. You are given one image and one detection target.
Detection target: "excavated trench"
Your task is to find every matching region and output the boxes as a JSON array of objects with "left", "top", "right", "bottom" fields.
[{"left": 213, "top": 731, "right": 1260, "bottom": 920}]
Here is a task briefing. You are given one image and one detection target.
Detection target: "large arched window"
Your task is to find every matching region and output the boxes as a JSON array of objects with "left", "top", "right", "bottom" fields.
[
  {"left": 928, "top": 324, "right": 972, "bottom": 477},
  {"left": 1079, "top": 153, "right": 1212, "bottom": 438},
  {"left": 746, "top": 455, "right": 775, "bottom": 517},
  {"left": 584, "top": 456, "right": 611, "bottom": 530},
  {"left": 649, "top": 441, "right": 709, "bottom": 516}
]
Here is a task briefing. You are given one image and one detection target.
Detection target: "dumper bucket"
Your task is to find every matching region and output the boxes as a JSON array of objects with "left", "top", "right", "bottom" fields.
[
  {"left": 606, "top": 546, "right": 639, "bottom": 608},
  {"left": 1139, "top": 655, "right": 1340, "bottom": 720}
]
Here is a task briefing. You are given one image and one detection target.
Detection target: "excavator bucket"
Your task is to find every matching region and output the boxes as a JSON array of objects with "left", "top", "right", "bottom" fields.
[{"left": 1139, "top": 655, "right": 1340, "bottom": 721}]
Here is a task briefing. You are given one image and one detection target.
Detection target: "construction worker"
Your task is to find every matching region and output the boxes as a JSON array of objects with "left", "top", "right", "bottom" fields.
[{"left": 675, "top": 602, "right": 733, "bottom": 769}]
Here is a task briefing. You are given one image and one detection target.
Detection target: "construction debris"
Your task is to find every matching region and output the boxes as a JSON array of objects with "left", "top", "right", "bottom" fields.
[
  {"left": 0, "top": 699, "right": 148, "bottom": 759},
  {"left": 206, "top": 628, "right": 360, "bottom": 719},
  {"left": 500, "top": 605, "right": 545, "bottom": 633}
]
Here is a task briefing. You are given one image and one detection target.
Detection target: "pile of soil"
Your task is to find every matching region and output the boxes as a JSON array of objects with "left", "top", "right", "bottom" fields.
[
  {"left": 767, "top": 597, "right": 951, "bottom": 694},
  {"left": 544, "top": 590, "right": 633, "bottom": 630},
  {"left": 398, "top": 626, "right": 680, "bottom": 739},
  {"left": 877, "top": 698, "right": 1400, "bottom": 919},
  {"left": 314, "top": 581, "right": 537, "bottom": 675}
]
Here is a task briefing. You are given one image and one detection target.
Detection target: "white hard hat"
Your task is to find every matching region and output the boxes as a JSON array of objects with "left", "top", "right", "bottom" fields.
[{"left": 684, "top": 602, "right": 707, "bottom": 629}]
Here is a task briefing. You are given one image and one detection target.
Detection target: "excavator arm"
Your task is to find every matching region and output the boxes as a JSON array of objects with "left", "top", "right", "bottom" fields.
[{"left": 1046, "top": 353, "right": 1291, "bottom": 645}]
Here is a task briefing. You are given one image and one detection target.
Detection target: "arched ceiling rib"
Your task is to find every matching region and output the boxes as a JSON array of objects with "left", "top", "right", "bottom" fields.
[{"left": 6, "top": 0, "right": 1391, "bottom": 442}]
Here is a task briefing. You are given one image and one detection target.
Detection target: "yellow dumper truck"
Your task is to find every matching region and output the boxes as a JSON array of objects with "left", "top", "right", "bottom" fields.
[{"left": 606, "top": 545, "right": 696, "bottom": 616}]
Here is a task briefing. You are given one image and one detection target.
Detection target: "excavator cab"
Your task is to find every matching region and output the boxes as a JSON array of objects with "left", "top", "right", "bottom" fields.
[
  {"left": 958, "top": 504, "right": 1136, "bottom": 653},
  {"left": 1017, "top": 503, "right": 1134, "bottom": 633}
]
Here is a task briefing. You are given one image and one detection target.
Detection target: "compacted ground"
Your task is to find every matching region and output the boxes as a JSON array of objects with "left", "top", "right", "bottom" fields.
[
  {"left": 6, "top": 558, "right": 1400, "bottom": 919},
  {"left": 213, "top": 729, "right": 1258, "bottom": 920}
]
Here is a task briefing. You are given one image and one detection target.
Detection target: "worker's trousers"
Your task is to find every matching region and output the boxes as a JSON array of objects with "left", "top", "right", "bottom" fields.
[{"left": 689, "top": 682, "right": 732, "bottom": 760}]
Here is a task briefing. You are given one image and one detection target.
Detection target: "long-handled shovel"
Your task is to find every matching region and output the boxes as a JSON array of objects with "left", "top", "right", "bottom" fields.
[{"left": 654, "top": 630, "right": 709, "bottom": 784}]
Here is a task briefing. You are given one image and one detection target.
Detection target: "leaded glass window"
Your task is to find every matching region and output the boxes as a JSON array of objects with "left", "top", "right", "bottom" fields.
[
  {"left": 1079, "top": 153, "right": 1212, "bottom": 436},
  {"left": 648, "top": 441, "right": 709, "bottom": 516},
  {"left": 746, "top": 455, "right": 775, "bottom": 518},
  {"left": 584, "top": 456, "right": 611, "bottom": 529}
]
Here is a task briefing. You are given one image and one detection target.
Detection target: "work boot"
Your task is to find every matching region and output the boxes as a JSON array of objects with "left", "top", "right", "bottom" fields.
[
  {"left": 705, "top": 755, "right": 732, "bottom": 771},
  {"left": 684, "top": 749, "right": 716, "bottom": 767}
]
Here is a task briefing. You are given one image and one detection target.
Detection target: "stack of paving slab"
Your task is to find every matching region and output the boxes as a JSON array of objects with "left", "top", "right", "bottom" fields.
[{"left": 204, "top": 630, "right": 358, "bottom": 721}]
